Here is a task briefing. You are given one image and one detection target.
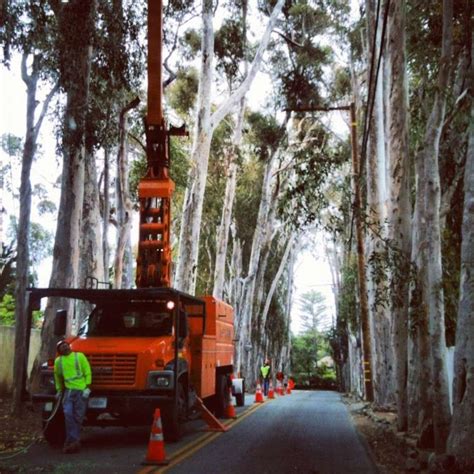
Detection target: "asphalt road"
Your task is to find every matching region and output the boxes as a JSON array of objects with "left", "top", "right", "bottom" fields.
[
  {"left": 0, "top": 391, "right": 377, "bottom": 474},
  {"left": 147, "top": 390, "right": 378, "bottom": 474}
]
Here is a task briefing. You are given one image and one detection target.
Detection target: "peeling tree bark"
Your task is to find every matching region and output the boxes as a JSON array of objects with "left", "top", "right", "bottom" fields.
[
  {"left": 419, "top": 0, "right": 453, "bottom": 452},
  {"left": 387, "top": 0, "right": 411, "bottom": 431},
  {"left": 213, "top": 98, "right": 245, "bottom": 300},
  {"left": 447, "top": 99, "right": 474, "bottom": 467},
  {"left": 113, "top": 97, "right": 139, "bottom": 289}
]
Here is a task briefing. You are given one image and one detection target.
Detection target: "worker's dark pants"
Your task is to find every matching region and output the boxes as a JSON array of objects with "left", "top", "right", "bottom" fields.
[
  {"left": 62, "top": 389, "right": 87, "bottom": 445},
  {"left": 263, "top": 378, "right": 270, "bottom": 396}
]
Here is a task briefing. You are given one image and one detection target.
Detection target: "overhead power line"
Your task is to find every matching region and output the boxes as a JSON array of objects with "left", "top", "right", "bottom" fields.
[{"left": 359, "top": 0, "right": 392, "bottom": 175}]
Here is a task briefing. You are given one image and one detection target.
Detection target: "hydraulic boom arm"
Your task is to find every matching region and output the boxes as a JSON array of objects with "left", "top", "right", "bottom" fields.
[{"left": 136, "top": 0, "right": 186, "bottom": 288}]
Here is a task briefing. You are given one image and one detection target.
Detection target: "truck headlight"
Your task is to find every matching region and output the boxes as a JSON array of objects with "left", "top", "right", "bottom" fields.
[{"left": 147, "top": 370, "right": 174, "bottom": 390}]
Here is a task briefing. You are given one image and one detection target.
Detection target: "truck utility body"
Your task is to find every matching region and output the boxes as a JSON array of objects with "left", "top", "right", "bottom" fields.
[{"left": 31, "top": 288, "right": 242, "bottom": 442}]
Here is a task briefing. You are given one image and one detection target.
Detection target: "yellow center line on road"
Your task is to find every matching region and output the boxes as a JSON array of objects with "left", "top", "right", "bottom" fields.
[{"left": 137, "top": 401, "right": 268, "bottom": 474}]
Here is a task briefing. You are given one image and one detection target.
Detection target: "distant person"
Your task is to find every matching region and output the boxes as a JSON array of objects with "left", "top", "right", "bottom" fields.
[
  {"left": 276, "top": 370, "right": 284, "bottom": 391},
  {"left": 260, "top": 360, "right": 271, "bottom": 396},
  {"left": 54, "top": 340, "right": 92, "bottom": 454}
]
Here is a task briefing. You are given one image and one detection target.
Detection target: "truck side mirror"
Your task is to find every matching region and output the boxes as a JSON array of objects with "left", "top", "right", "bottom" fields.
[
  {"left": 54, "top": 309, "right": 67, "bottom": 336},
  {"left": 178, "top": 311, "right": 188, "bottom": 339}
]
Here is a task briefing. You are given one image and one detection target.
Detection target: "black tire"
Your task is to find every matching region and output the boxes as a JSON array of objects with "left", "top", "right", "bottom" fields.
[
  {"left": 235, "top": 379, "right": 245, "bottom": 407},
  {"left": 42, "top": 403, "right": 66, "bottom": 447},
  {"left": 162, "top": 382, "right": 186, "bottom": 442},
  {"left": 214, "top": 374, "right": 228, "bottom": 418}
]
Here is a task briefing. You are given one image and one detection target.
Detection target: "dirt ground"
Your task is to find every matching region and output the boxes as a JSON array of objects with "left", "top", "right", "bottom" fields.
[
  {"left": 346, "top": 398, "right": 410, "bottom": 474},
  {"left": 345, "top": 396, "right": 473, "bottom": 474},
  {"left": 0, "top": 397, "right": 44, "bottom": 460}
]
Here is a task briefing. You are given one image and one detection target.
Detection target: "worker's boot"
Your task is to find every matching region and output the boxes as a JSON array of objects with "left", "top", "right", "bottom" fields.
[{"left": 63, "top": 441, "right": 81, "bottom": 454}]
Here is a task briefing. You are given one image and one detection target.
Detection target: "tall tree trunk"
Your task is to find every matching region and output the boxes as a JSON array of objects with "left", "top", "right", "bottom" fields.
[
  {"left": 175, "top": 0, "right": 285, "bottom": 294},
  {"left": 366, "top": 0, "right": 393, "bottom": 408},
  {"left": 102, "top": 147, "right": 111, "bottom": 283},
  {"left": 447, "top": 99, "right": 474, "bottom": 468},
  {"left": 260, "top": 233, "right": 295, "bottom": 331},
  {"left": 114, "top": 98, "right": 138, "bottom": 289},
  {"left": 212, "top": 99, "right": 244, "bottom": 300},
  {"left": 80, "top": 148, "right": 104, "bottom": 292},
  {"left": 12, "top": 55, "right": 57, "bottom": 413},
  {"left": 419, "top": 0, "right": 453, "bottom": 452},
  {"left": 408, "top": 169, "right": 433, "bottom": 443},
  {"left": 235, "top": 149, "right": 279, "bottom": 377},
  {"left": 31, "top": 0, "right": 96, "bottom": 392},
  {"left": 387, "top": 0, "right": 411, "bottom": 431}
]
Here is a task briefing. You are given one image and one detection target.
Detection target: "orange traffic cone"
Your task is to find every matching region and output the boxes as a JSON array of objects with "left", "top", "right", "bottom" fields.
[
  {"left": 142, "top": 408, "right": 169, "bottom": 465},
  {"left": 254, "top": 383, "right": 264, "bottom": 403},
  {"left": 277, "top": 380, "right": 284, "bottom": 396},
  {"left": 286, "top": 384, "right": 292, "bottom": 395},
  {"left": 268, "top": 381, "right": 275, "bottom": 399},
  {"left": 224, "top": 386, "right": 237, "bottom": 418}
]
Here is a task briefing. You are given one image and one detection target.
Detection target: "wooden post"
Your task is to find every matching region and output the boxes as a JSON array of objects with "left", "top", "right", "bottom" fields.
[{"left": 350, "top": 102, "right": 374, "bottom": 402}]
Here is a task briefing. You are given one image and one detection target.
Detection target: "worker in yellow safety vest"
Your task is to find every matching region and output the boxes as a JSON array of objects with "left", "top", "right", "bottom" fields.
[
  {"left": 54, "top": 340, "right": 92, "bottom": 454},
  {"left": 260, "top": 360, "right": 271, "bottom": 396}
]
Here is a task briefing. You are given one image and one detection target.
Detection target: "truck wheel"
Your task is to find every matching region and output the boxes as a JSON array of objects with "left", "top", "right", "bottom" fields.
[
  {"left": 235, "top": 384, "right": 245, "bottom": 407},
  {"left": 42, "top": 404, "right": 66, "bottom": 447},
  {"left": 214, "top": 374, "right": 228, "bottom": 418},
  {"left": 162, "top": 382, "right": 186, "bottom": 442}
]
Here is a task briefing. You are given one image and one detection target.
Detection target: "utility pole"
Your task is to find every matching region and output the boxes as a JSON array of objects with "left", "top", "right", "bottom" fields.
[
  {"left": 349, "top": 102, "right": 373, "bottom": 402},
  {"left": 286, "top": 103, "right": 374, "bottom": 401}
]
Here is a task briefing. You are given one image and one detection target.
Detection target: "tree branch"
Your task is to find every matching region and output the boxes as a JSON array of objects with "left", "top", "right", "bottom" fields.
[
  {"left": 210, "top": 0, "right": 285, "bottom": 128},
  {"left": 33, "top": 82, "right": 59, "bottom": 140}
]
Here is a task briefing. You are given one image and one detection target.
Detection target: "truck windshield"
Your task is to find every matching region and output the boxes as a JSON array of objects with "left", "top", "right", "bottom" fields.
[{"left": 79, "top": 304, "right": 173, "bottom": 337}]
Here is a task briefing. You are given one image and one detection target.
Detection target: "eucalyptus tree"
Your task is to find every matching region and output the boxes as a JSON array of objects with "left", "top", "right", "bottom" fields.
[
  {"left": 30, "top": 0, "right": 97, "bottom": 392},
  {"left": 213, "top": 0, "right": 249, "bottom": 301},
  {"left": 447, "top": 100, "right": 474, "bottom": 470},
  {"left": 174, "top": 0, "right": 285, "bottom": 294},
  {"left": 1, "top": 0, "right": 59, "bottom": 411},
  {"left": 364, "top": 0, "right": 394, "bottom": 409},
  {"left": 386, "top": 0, "right": 411, "bottom": 428}
]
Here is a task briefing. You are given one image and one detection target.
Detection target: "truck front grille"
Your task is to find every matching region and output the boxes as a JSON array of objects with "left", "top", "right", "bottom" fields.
[{"left": 88, "top": 354, "right": 137, "bottom": 386}]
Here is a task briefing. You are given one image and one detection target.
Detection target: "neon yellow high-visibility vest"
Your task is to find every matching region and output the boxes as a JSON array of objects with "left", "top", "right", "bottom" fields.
[
  {"left": 54, "top": 352, "right": 92, "bottom": 391},
  {"left": 260, "top": 365, "right": 270, "bottom": 378}
]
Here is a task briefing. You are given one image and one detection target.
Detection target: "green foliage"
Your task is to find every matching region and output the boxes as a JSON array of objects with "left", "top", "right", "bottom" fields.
[
  {"left": 263, "top": 0, "right": 350, "bottom": 111},
  {"left": 298, "top": 289, "right": 327, "bottom": 333},
  {"left": 29, "top": 222, "right": 53, "bottom": 266},
  {"left": 0, "top": 243, "right": 16, "bottom": 298},
  {"left": 278, "top": 123, "right": 350, "bottom": 229},
  {"left": 215, "top": 18, "right": 246, "bottom": 83},
  {"left": 442, "top": 224, "right": 462, "bottom": 347},
  {"left": 234, "top": 158, "right": 264, "bottom": 270},
  {"left": 7, "top": 218, "right": 53, "bottom": 287},
  {"left": 338, "top": 257, "right": 358, "bottom": 333},
  {"left": 180, "top": 29, "right": 201, "bottom": 61},
  {"left": 0, "top": 0, "right": 59, "bottom": 74},
  {"left": 85, "top": 0, "right": 146, "bottom": 152},
  {"left": 291, "top": 329, "right": 336, "bottom": 388},
  {"left": 0, "top": 294, "right": 15, "bottom": 326},
  {"left": 166, "top": 68, "right": 199, "bottom": 119},
  {"left": 245, "top": 111, "right": 282, "bottom": 159},
  {"left": 0, "top": 134, "right": 22, "bottom": 156},
  {"left": 0, "top": 293, "right": 43, "bottom": 327}
]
